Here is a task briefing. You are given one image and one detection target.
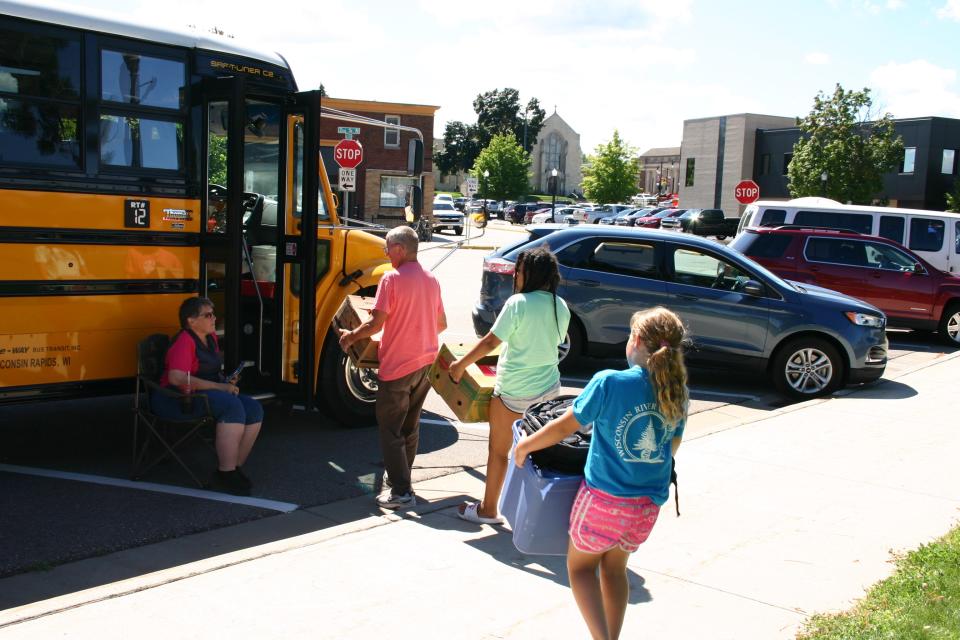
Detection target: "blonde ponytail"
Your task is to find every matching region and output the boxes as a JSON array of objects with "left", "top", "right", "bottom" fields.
[{"left": 630, "top": 307, "right": 689, "bottom": 426}]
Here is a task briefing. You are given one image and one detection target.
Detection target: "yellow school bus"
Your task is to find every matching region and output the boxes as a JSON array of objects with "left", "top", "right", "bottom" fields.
[{"left": 0, "top": 1, "right": 417, "bottom": 422}]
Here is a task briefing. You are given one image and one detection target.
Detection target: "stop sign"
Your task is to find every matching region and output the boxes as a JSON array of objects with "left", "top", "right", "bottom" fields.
[
  {"left": 334, "top": 139, "right": 363, "bottom": 169},
  {"left": 734, "top": 179, "right": 760, "bottom": 205}
]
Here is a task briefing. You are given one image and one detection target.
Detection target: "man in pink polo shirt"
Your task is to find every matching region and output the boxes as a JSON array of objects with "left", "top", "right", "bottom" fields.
[{"left": 339, "top": 226, "right": 446, "bottom": 509}]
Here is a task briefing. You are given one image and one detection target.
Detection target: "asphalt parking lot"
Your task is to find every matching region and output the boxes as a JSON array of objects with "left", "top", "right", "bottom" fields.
[{"left": 0, "top": 221, "right": 954, "bottom": 596}]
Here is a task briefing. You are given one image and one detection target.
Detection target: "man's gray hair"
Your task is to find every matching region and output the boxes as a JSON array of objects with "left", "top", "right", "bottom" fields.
[{"left": 385, "top": 225, "right": 419, "bottom": 255}]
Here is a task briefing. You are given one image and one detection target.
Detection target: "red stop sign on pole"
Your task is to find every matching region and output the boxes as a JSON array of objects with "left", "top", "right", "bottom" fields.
[
  {"left": 334, "top": 139, "right": 363, "bottom": 169},
  {"left": 734, "top": 179, "right": 760, "bottom": 205}
]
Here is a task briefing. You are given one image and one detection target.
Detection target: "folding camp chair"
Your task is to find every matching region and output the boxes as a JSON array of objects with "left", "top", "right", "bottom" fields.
[{"left": 132, "top": 334, "right": 216, "bottom": 487}]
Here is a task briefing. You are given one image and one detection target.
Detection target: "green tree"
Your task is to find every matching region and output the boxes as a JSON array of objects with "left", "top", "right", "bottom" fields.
[
  {"left": 581, "top": 130, "right": 638, "bottom": 204},
  {"left": 435, "top": 120, "right": 478, "bottom": 175},
  {"left": 946, "top": 181, "right": 960, "bottom": 212},
  {"left": 473, "top": 88, "right": 545, "bottom": 153},
  {"left": 472, "top": 133, "right": 531, "bottom": 202},
  {"left": 208, "top": 133, "right": 227, "bottom": 186},
  {"left": 788, "top": 84, "right": 904, "bottom": 204},
  {"left": 435, "top": 88, "right": 545, "bottom": 176}
]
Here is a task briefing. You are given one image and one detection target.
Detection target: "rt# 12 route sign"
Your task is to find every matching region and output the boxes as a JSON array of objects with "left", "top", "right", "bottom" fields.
[
  {"left": 334, "top": 139, "right": 363, "bottom": 169},
  {"left": 734, "top": 179, "right": 760, "bottom": 205}
]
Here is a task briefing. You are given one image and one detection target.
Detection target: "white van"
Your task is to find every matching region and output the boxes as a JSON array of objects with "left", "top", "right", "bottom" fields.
[{"left": 735, "top": 197, "right": 960, "bottom": 273}]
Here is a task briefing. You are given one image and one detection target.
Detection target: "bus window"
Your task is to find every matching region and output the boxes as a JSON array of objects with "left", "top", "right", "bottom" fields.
[
  {"left": 100, "top": 51, "right": 185, "bottom": 109},
  {"left": 100, "top": 115, "right": 182, "bottom": 169},
  {"left": 879, "top": 215, "right": 905, "bottom": 244},
  {"left": 909, "top": 218, "right": 945, "bottom": 252},
  {"left": 0, "top": 25, "right": 82, "bottom": 167}
]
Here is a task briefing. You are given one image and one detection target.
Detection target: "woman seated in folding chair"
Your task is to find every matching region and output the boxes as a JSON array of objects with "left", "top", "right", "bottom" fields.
[{"left": 152, "top": 296, "right": 263, "bottom": 496}]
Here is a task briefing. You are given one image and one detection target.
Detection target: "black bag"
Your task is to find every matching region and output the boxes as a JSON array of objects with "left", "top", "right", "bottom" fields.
[
  {"left": 521, "top": 396, "right": 591, "bottom": 475},
  {"left": 521, "top": 395, "right": 681, "bottom": 515}
]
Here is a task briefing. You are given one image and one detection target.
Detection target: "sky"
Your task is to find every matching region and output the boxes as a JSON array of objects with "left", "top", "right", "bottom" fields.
[{"left": 39, "top": 0, "right": 960, "bottom": 155}]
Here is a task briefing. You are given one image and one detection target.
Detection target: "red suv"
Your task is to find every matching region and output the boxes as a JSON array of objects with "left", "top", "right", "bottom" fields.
[{"left": 731, "top": 227, "right": 960, "bottom": 344}]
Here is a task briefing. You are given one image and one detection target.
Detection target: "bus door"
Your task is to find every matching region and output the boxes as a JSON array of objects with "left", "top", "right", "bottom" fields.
[
  {"left": 276, "top": 91, "right": 324, "bottom": 409},
  {"left": 201, "top": 78, "right": 292, "bottom": 396}
]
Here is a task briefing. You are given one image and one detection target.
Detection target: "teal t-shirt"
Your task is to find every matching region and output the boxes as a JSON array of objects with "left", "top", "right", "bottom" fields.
[{"left": 490, "top": 290, "right": 570, "bottom": 398}]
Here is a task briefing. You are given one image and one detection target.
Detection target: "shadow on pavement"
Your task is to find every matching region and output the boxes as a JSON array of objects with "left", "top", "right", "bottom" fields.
[{"left": 418, "top": 512, "right": 651, "bottom": 604}]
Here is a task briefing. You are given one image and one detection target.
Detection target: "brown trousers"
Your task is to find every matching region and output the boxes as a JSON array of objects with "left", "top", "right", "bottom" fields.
[{"left": 375, "top": 365, "right": 431, "bottom": 495}]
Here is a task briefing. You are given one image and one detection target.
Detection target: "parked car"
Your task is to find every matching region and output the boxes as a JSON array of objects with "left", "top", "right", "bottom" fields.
[
  {"left": 730, "top": 226, "right": 960, "bottom": 344},
  {"left": 524, "top": 207, "right": 553, "bottom": 224},
  {"left": 431, "top": 201, "right": 465, "bottom": 235},
  {"left": 734, "top": 198, "right": 960, "bottom": 275},
  {"left": 532, "top": 209, "right": 578, "bottom": 224},
  {"left": 631, "top": 193, "right": 658, "bottom": 207},
  {"left": 633, "top": 208, "right": 686, "bottom": 229},
  {"left": 506, "top": 202, "right": 543, "bottom": 224},
  {"left": 472, "top": 226, "right": 888, "bottom": 399},
  {"left": 617, "top": 207, "right": 668, "bottom": 226},
  {"left": 660, "top": 208, "right": 738, "bottom": 239},
  {"left": 453, "top": 197, "right": 468, "bottom": 211},
  {"left": 556, "top": 207, "right": 588, "bottom": 223},
  {"left": 434, "top": 194, "right": 455, "bottom": 205},
  {"left": 599, "top": 210, "right": 635, "bottom": 225}
]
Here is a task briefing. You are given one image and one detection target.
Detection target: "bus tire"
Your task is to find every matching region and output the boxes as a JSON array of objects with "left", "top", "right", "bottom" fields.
[{"left": 319, "top": 329, "right": 378, "bottom": 426}]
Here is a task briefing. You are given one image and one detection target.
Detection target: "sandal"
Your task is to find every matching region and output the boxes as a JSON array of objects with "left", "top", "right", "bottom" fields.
[{"left": 457, "top": 501, "right": 504, "bottom": 525}]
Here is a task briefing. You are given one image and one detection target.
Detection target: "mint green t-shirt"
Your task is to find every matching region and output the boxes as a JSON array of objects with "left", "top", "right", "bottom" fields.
[{"left": 490, "top": 290, "right": 571, "bottom": 398}]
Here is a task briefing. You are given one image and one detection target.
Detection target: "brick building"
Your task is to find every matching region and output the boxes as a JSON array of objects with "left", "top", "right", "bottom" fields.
[{"left": 319, "top": 97, "right": 439, "bottom": 225}]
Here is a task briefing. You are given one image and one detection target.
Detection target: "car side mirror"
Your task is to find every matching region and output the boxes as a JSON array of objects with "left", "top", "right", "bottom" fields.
[{"left": 742, "top": 280, "right": 764, "bottom": 296}]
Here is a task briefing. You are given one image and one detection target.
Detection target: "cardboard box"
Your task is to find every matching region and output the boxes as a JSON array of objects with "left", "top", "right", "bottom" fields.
[
  {"left": 429, "top": 342, "right": 499, "bottom": 423},
  {"left": 499, "top": 421, "right": 583, "bottom": 555},
  {"left": 332, "top": 295, "right": 380, "bottom": 369}
]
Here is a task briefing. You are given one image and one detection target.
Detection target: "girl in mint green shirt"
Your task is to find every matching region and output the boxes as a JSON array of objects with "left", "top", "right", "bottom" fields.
[{"left": 449, "top": 247, "right": 570, "bottom": 524}]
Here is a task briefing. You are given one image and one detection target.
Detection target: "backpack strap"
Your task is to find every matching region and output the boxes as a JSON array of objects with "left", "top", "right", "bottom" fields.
[{"left": 671, "top": 458, "right": 679, "bottom": 517}]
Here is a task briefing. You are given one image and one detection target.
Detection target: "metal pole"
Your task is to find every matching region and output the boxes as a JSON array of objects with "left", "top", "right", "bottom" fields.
[{"left": 551, "top": 182, "right": 557, "bottom": 222}]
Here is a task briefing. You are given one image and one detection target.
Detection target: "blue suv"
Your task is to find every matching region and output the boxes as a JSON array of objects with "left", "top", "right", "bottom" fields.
[{"left": 472, "top": 226, "right": 888, "bottom": 399}]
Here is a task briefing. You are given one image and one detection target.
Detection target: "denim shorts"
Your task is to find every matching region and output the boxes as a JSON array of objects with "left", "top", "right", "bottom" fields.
[
  {"left": 152, "top": 389, "right": 264, "bottom": 425},
  {"left": 494, "top": 380, "right": 561, "bottom": 414}
]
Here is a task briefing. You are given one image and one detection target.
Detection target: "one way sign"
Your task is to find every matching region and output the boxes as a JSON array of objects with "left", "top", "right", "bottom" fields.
[{"left": 339, "top": 167, "right": 356, "bottom": 192}]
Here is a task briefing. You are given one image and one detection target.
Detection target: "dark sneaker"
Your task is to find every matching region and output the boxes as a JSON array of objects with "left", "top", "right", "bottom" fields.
[
  {"left": 213, "top": 469, "right": 251, "bottom": 496},
  {"left": 376, "top": 492, "right": 415, "bottom": 509}
]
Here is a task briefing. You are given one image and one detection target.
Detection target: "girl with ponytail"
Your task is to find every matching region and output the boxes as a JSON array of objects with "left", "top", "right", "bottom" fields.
[{"left": 514, "top": 306, "right": 688, "bottom": 640}]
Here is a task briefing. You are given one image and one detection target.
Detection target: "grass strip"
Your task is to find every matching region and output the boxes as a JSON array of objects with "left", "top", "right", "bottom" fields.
[{"left": 798, "top": 524, "right": 960, "bottom": 639}]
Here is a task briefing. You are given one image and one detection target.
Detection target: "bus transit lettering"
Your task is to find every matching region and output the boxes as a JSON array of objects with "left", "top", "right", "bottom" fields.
[{"left": 0, "top": 357, "right": 58, "bottom": 369}]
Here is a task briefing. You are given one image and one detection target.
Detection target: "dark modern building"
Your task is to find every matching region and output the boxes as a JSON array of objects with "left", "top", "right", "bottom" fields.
[
  {"left": 754, "top": 117, "right": 960, "bottom": 211},
  {"left": 681, "top": 114, "right": 960, "bottom": 214}
]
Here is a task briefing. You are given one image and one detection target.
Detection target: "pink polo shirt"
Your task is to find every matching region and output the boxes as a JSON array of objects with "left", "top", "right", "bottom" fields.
[{"left": 373, "top": 261, "right": 444, "bottom": 381}]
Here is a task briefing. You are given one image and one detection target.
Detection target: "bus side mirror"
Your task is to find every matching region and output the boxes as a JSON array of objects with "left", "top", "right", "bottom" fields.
[
  {"left": 407, "top": 139, "right": 423, "bottom": 176},
  {"left": 406, "top": 185, "right": 422, "bottom": 220}
]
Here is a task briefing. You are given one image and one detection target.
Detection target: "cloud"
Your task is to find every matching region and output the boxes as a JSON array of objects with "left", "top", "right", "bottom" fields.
[
  {"left": 870, "top": 60, "right": 960, "bottom": 119},
  {"left": 805, "top": 52, "right": 831, "bottom": 65},
  {"left": 937, "top": 0, "right": 960, "bottom": 19}
]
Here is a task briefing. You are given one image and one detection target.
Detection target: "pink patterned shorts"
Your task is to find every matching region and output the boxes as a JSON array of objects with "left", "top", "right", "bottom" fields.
[{"left": 568, "top": 481, "right": 660, "bottom": 554}]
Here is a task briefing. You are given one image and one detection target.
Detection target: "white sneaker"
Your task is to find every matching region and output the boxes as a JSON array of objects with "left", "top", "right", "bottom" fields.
[{"left": 376, "top": 492, "right": 415, "bottom": 509}]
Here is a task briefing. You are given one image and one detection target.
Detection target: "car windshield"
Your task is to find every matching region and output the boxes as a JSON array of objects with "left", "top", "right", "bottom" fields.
[
  {"left": 652, "top": 209, "right": 678, "bottom": 218},
  {"left": 680, "top": 210, "right": 699, "bottom": 219},
  {"left": 434, "top": 203, "right": 454, "bottom": 210}
]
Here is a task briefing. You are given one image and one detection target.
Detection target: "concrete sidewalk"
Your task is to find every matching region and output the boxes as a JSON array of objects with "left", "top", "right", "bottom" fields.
[{"left": 2, "top": 354, "right": 959, "bottom": 638}]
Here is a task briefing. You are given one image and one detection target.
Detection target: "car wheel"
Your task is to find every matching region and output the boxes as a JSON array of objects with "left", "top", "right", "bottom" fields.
[
  {"left": 771, "top": 336, "right": 844, "bottom": 399},
  {"left": 319, "top": 328, "right": 377, "bottom": 426},
  {"left": 558, "top": 315, "right": 584, "bottom": 373},
  {"left": 937, "top": 302, "right": 960, "bottom": 345},
  {"left": 454, "top": 226, "right": 463, "bottom": 236}
]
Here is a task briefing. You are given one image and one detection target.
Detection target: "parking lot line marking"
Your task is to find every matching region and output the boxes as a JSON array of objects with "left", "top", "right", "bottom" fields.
[
  {"left": 420, "top": 417, "right": 460, "bottom": 427},
  {"left": 0, "top": 463, "right": 299, "bottom": 513}
]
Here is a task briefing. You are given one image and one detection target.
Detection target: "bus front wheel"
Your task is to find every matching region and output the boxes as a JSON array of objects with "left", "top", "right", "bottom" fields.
[{"left": 319, "top": 329, "right": 378, "bottom": 426}]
